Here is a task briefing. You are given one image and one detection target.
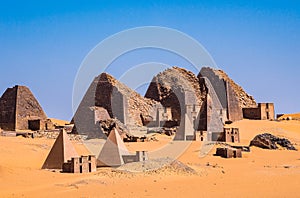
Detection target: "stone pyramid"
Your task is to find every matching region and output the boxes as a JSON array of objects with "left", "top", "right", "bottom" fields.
[
  {"left": 97, "top": 128, "right": 130, "bottom": 167},
  {"left": 42, "top": 129, "right": 78, "bottom": 169},
  {"left": 145, "top": 67, "right": 205, "bottom": 124},
  {"left": 0, "top": 85, "right": 48, "bottom": 131},
  {"left": 198, "top": 67, "right": 256, "bottom": 122},
  {"left": 72, "top": 73, "right": 159, "bottom": 137}
]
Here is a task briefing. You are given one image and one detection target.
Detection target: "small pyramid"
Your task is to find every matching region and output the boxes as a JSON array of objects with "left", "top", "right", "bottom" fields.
[
  {"left": 42, "top": 129, "right": 78, "bottom": 169},
  {"left": 97, "top": 128, "right": 130, "bottom": 167}
]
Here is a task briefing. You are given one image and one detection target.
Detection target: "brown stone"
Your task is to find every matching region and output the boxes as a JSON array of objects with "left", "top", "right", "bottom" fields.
[
  {"left": 216, "top": 147, "right": 242, "bottom": 158},
  {"left": 0, "top": 85, "right": 53, "bottom": 131},
  {"left": 72, "top": 73, "right": 160, "bottom": 137},
  {"left": 198, "top": 67, "right": 256, "bottom": 122},
  {"left": 243, "top": 103, "right": 275, "bottom": 120},
  {"left": 145, "top": 67, "right": 207, "bottom": 128}
]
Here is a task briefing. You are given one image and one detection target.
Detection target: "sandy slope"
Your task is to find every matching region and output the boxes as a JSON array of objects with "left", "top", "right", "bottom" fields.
[{"left": 0, "top": 119, "right": 300, "bottom": 197}]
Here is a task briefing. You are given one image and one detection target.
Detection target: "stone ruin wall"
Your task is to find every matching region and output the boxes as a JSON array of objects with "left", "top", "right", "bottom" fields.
[{"left": 0, "top": 87, "right": 17, "bottom": 130}]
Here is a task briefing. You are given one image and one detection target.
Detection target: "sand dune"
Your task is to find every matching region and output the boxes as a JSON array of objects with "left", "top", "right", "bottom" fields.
[{"left": 0, "top": 119, "right": 299, "bottom": 197}]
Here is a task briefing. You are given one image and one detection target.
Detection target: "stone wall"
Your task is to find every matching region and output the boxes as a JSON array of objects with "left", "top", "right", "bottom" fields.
[
  {"left": 226, "top": 81, "right": 243, "bottom": 121},
  {"left": 259, "top": 103, "right": 275, "bottom": 120},
  {"left": 0, "top": 87, "right": 17, "bottom": 130},
  {"left": 243, "top": 103, "right": 275, "bottom": 120},
  {"left": 242, "top": 108, "right": 261, "bottom": 120}
]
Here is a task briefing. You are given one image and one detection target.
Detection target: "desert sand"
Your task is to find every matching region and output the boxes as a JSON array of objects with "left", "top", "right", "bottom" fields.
[{"left": 0, "top": 119, "right": 300, "bottom": 197}]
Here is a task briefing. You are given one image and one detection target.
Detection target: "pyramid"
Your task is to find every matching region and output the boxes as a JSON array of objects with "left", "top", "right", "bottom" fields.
[
  {"left": 145, "top": 67, "right": 205, "bottom": 124},
  {"left": 72, "top": 73, "right": 159, "bottom": 137},
  {"left": 42, "top": 129, "right": 79, "bottom": 169},
  {"left": 198, "top": 67, "right": 256, "bottom": 122},
  {"left": 0, "top": 85, "right": 48, "bottom": 131},
  {"left": 97, "top": 128, "right": 130, "bottom": 167}
]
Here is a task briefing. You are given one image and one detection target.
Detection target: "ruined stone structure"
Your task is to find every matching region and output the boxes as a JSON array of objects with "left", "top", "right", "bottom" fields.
[
  {"left": 198, "top": 67, "right": 256, "bottom": 123},
  {"left": 72, "top": 73, "right": 161, "bottom": 137},
  {"left": 122, "top": 150, "right": 149, "bottom": 164},
  {"left": 63, "top": 155, "right": 97, "bottom": 173},
  {"left": 216, "top": 147, "right": 242, "bottom": 158},
  {"left": 145, "top": 67, "right": 208, "bottom": 140},
  {"left": 223, "top": 128, "right": 240, "bottom": 143},
  {"left": 71, "top": 66, "right": 256, "bottom": 142},
  {"left": 145, "top": 67, "right": 206, "bottom": 127},
  {"left": 199, "top": 78, "right": 225, "bottom": 141},
  {"left": 42, "top": 129, "right": 79, "bottom": 169},
  {"left": 0, "top": 85, "right": 53, "bottom": 131},
  {"left": 243, "top": 103, "right": 275, "bottom": 120},
  {"left": 211, "top": 128, "right": 240, "bottom": 143}
]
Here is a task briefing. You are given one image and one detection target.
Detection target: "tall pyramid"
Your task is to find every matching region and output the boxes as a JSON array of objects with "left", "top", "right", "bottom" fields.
[
  {"left": 97, "top": 128, "right": 130, "bottom": 167},
  {"left": 42, "top": 129, "right": 79, "bottom": 169},
  {"left": 0, "top": 85, "right": 50, "bottom": 131}
]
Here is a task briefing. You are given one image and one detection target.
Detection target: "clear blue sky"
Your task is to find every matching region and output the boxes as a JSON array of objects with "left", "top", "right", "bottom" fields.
[{"left": 0, "top": 0, "right": 299, "bottom": 120}]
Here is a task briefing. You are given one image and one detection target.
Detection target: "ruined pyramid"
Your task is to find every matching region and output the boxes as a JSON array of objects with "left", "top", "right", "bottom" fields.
[
  {"left": 145, "top": 66, "right": 207, "bottom": 124},
  {"left": 97, "top": 127, "right": 130, "bottom": 167},
  {"left": 72, "top": 72, "right": 160, "bottom": 137},
  {"left": 42, "top": 129, "right": 78, "bottom": 169},
  {"left": 0, "top": 85, "right": 50, "bottom": 131},
  {"left": 198, "top": 67, "right": 256, "bottom": 122}
]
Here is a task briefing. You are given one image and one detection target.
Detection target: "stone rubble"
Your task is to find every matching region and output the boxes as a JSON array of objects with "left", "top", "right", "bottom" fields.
[{"left": 250, "top": 133, "right": 297, "bottom": 150}]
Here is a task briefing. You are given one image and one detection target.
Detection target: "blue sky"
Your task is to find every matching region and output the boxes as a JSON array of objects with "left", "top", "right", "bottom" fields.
[{"left": 0, "top": 0, "right": 299, "bottom": 120}]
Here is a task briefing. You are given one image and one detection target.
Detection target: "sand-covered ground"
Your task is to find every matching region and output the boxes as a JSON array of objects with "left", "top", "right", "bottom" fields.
[{"left": 1, "top": 119, "right": 300, "bottom": 197}]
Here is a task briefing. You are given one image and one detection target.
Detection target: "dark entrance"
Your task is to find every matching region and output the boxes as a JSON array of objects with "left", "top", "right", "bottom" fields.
[
  {"left": 231, "top": 136, "right": 235, "bottom": 143},
  {"left": 89, "top": 163, "right": 92, "bottom": 172},
  {"left": 233, "top": 150, "right": 237, "bottom": 158},
  {"left": 28, "top": 120, "right": 41, "bottom": 131}
]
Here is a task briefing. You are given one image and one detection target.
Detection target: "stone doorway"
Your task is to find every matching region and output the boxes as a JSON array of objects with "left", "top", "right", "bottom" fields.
[{"left": 28, "top": 119, "right": 41, "bottom": 131}]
